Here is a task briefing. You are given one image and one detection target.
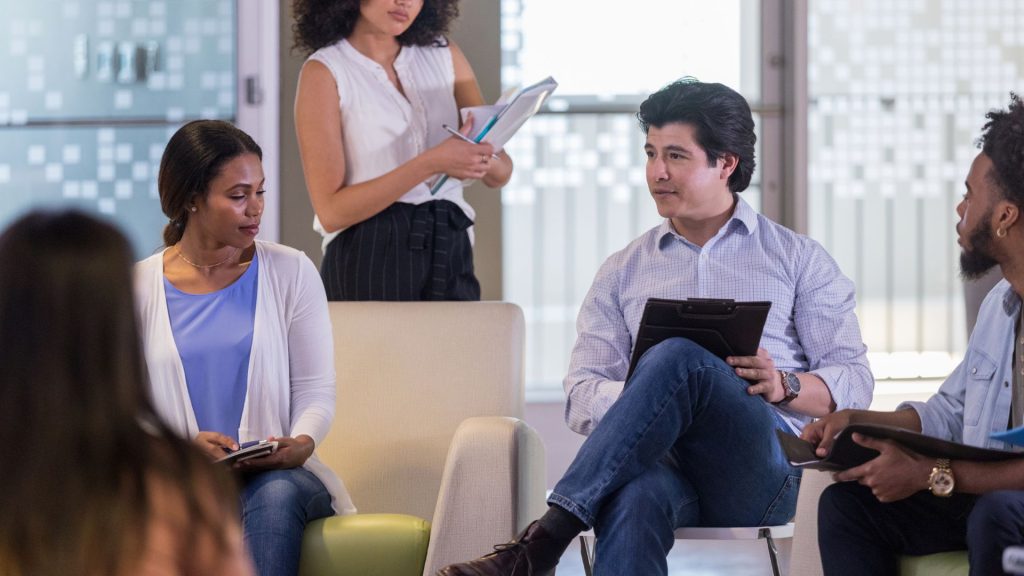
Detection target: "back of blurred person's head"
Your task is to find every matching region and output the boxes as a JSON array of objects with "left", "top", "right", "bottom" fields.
[
  {"left": 0, "top": 210, "right": 238, "bottom": 576},
  {"left": 0, "top": 210, "right": 148, "bottom": 442}
]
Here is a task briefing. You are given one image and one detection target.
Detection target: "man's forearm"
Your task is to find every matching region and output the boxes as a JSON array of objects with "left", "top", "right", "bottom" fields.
[
  {"left": 850, "top": 407, "right": 923, "bottom": 432},
  {"left": 952, "top": 459, "right": 1024, "bottom": 494},
  {"left": 786, "top": 372, "right": 834, "bottom": 417}
]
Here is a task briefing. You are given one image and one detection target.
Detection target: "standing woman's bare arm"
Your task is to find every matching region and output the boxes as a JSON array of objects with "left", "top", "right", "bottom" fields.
[
  {"left": 450, "top": 42, "right": 513, "bottom": 189},
  {"left": 295, "top": 60, "right": 498, "bottom": 233},
  {"left": 295, "top": 61, "right": 434, "bottom": 233}
]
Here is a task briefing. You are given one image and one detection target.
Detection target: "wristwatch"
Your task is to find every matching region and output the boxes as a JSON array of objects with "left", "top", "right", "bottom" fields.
[
  {"left": 928, "top": 458, "right": 955, "bottom": 497},
  {"left": 773, "top": 370, "right": 801, "bottom": 406}
]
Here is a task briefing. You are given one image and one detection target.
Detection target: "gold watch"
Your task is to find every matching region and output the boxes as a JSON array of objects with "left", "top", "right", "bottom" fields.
[{"left": 928, "top": 458, "right": 955, "bottom": 497}]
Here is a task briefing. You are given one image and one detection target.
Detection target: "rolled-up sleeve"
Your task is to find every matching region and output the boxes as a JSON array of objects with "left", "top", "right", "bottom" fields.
[
  {"left": 563, "top": 259, "right": 629, "bottom": 437},
  {"left": 899, "top": 359, "right": 968, "bottom": 442},
  {"left": 794, "top": 243, "right": 874, "bottom": 411}
]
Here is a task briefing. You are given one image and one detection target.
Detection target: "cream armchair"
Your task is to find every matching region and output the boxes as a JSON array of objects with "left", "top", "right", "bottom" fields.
[{"left": 299, "top": 301, "right": 547, "bottom": 576}]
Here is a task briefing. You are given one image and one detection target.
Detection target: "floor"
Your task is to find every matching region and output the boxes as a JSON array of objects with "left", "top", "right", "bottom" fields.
[{"left": 554, "top": 537, "right": 790, "bottom": 576}]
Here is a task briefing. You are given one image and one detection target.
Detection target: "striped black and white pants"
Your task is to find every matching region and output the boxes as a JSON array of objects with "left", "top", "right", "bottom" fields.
[{"left": 320, "top": 200, "right": 481, "bottom": 301}]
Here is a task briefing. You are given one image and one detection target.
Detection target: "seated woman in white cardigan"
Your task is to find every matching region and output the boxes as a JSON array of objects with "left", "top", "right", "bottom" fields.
[{"left": 135, "top": 119, "right": 355, "bottom": 576}]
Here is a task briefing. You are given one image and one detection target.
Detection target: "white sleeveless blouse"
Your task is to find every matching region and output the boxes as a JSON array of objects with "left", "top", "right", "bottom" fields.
[{"left": 307, "top": 39, "right": 475, "bottom": 250}]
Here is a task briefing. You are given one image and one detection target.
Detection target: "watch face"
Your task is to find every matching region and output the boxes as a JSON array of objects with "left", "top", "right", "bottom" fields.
[
  {"left": 785, "top": 372, "right": 801, "bottom": 394},
  {"left": 931, "top": 470, "right": 955, "bottom": 496}
]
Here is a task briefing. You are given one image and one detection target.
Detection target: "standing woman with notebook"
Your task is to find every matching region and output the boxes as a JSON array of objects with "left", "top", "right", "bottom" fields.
[{"left": 293, "top": 0, "right": 513, "bottom": 301}]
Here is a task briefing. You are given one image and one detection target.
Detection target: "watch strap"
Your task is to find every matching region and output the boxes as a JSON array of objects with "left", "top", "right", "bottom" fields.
[{"left": 773, "top": 370, "right": 799, "bottom": 406}]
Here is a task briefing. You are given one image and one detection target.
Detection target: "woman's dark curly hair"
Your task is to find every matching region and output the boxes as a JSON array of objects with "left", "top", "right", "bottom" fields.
[
  {"left": 292, "top": 0, "right": 460, "bottom": 56},
  {"left": 978, "top": 92, "right": 1024, "bottom": 209}
]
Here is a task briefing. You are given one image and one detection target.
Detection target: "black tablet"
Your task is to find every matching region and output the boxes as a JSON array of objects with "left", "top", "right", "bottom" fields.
[
  {"left": 216, "top": 439, "right": 279, "bottom": 464},
  {"left": 626, "top": 298, "right": 772, "bottom": 380}
]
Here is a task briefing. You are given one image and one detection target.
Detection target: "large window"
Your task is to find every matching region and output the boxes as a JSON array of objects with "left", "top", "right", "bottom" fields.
[
  {"left": 806, "top": 0, "right": 1024, "bottom": 379},
  {"left": 500, "top": 0, "right": 765, "bottom": 398},
  {"left": 504, "top": 0, "right": 1024, "bottom": 400}
]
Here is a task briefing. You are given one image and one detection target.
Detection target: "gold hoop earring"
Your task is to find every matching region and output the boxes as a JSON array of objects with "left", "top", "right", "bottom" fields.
[{"left": 997, "top": 228, "right": 1007, "bottom": 238}]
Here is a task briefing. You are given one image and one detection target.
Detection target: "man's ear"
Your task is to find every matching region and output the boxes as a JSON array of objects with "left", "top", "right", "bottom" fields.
[
  {"left": 718, "top": 153, "right": 739, "bottom": 181},
  {"left": 996, "top": 200, "right": 1020, "bottom": 234}
]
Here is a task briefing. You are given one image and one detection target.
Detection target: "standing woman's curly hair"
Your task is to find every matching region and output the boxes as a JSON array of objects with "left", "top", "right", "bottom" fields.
[{"left": 292, "top": 0, "right": 460, "bottom": 56}]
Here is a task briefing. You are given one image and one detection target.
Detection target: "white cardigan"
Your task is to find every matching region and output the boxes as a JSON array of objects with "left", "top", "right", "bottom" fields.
[{"left": 135, "top": 241, "right": 356, "bottom": 515}]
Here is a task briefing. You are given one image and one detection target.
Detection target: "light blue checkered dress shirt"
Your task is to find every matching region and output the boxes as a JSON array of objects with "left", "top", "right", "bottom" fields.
[{"left": 564, "top": 196, "right": 874, "bottom": 436}]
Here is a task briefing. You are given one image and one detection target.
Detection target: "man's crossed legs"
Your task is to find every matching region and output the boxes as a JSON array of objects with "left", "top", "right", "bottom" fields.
[{"left": 439, "top": 338, "right": 801, "bottom": 576}]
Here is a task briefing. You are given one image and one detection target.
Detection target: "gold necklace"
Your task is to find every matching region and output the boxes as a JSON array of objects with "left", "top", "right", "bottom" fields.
[{"left": 175, "top": 245, "right": 240, "bottom": 269}]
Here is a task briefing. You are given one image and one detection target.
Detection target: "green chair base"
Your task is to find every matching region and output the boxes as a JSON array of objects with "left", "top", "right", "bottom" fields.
[
  {"left": 900, "top": 550, "right": 969, "bottom": 576},
  {"left": 299, "top": 513, "right": 431, "bottom": 576}
]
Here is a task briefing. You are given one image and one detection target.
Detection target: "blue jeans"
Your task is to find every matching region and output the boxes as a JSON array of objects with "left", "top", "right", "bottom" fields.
[
  {"left": 819, "top": 481, "right": 1024, "bottom": 575},
  {"left": 548, "top": 338, "right": 801, "bottom": 575},
  {"left": 242, "top": 467, "right": 334, "bottom": 576}
]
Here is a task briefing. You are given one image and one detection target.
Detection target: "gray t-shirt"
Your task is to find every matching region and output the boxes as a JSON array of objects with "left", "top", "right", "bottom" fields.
[{"left": 1012, "top": 311, "right": 1024, "bottom": 428}]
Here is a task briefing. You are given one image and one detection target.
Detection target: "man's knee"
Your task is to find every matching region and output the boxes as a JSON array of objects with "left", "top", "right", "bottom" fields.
[
  {"left": 633, "top": 337, "right": 730, "bottom": 383},
  {"left": 818, "top": 482, "right": 870, "bottom": 538},
  {"left": 967, "top": 491, "right": 1024, "bottom": 546},
  {"left": 647, "top": 337, "right": 717, "bottom": 363}
]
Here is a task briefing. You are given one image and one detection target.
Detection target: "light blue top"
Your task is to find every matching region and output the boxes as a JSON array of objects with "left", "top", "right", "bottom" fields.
[
  {"left": 564, "top": 195, "right": 875, "bottom": 436},
  {"left": 901, "top": 279, "right": 1019, "bottom": 450},
  {"left": 164, "top": 255, "right": 259, "bottom": 441}
]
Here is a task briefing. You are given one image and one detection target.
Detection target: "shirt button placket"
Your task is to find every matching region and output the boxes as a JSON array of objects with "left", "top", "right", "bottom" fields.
[{"left": 697, "top": 250, "right": 709, "bottom": 297}]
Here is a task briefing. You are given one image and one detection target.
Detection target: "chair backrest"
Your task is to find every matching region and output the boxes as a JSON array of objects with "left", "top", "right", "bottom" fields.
[{"left": 316, "top": 301, "right": 525, "bottom": 524}]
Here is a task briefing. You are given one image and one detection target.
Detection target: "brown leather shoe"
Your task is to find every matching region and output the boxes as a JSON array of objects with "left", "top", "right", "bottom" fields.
[{"left": 435, "top": 521, "right": 569, "bottom": 576}]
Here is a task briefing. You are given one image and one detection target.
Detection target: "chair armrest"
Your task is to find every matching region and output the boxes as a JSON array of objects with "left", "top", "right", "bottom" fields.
[
  {"left": 299, "top": 513, "right": 431, "bottom": 576},
  {"left": 790, "top": 468, "right": 835, "bottom": 576},
  {"left": 421, "top": 416, "right": 546, "bottom": 576}
]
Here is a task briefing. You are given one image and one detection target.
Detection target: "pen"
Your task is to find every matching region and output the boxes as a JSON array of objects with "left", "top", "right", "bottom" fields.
[{"left": 442, "top": 124, "right": 499, "bottom": 159}]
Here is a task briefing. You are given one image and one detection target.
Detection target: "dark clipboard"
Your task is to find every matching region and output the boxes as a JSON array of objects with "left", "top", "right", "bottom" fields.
[
  {"left": 776, "top": 424, "right": 1023, "bottom": 472},
  {"left": 626, "top": 298, "right": 772, "bottom": 381}
]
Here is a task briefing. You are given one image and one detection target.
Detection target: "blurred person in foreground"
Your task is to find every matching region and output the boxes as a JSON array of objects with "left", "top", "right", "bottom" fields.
[{"left": 0, "top": 209, "right": 252, "bottom": 576}]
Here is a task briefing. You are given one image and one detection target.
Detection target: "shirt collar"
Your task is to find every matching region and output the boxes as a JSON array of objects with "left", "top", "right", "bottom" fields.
[
  {"left": 340, "top": 39, "right": 409, "bottom": 73},
  {"left": 656, "top": 194, "right": 758, "bottom": 249},
  {"left": 1002, "top": 282, "right": 1021, "bottom": 316}
]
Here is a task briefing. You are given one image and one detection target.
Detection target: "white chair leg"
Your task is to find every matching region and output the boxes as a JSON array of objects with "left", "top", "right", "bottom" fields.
[
  {"left": 760, "top": 528, "right": 783, "bottom": 576},
  {"left": 578, "top": 535, "right": 595, "bottom": 576},
  {"left": 581, "top": 528, "right": 788, "bottom": 575}
]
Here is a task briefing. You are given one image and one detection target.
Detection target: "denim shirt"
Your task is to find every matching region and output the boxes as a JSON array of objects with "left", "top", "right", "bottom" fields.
[{"left": 900, "top": 279, "right": 1019, "bottom": 449}]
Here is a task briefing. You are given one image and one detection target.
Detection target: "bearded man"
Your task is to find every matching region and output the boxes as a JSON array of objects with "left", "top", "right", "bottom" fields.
[{"left": 808, "top": 93, "right": 1024, "bottom": 576}]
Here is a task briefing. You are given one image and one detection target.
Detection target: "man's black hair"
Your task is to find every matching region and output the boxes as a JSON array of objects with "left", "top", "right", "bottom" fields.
[{"left": 638, "top": 77, "right": 756, "bottom": 193}]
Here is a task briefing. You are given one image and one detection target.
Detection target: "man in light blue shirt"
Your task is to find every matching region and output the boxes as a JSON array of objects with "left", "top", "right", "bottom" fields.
[
  {"left": 439, "top": 79, "right": 872, "bottom": 576},
  {"left": 811, "top": 94, "right": 1024, "bottom": 575}
]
